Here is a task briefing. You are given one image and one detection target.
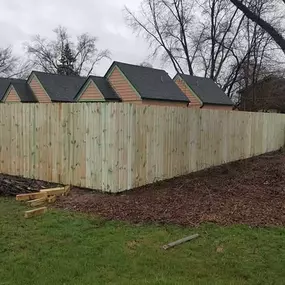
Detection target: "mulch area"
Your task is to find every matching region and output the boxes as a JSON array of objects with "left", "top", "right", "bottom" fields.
[
  {"left": 2, "top": 151, "right": 285, "bottom": 226},
  {"left": 56, "top": 151, "right": 285, "bottom": 227},
  {"left": 0, "top": 173, "right": 60, "bottom": 196}
]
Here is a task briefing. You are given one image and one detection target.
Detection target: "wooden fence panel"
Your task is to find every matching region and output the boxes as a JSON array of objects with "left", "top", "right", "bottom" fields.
[{"left": 0, "top": 103, "right": 285, "bottom": 193}]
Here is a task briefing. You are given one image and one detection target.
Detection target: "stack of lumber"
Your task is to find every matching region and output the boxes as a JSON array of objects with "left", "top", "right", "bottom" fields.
[{"left": 16, "top": 186, "right": 70, "bottom": 218}]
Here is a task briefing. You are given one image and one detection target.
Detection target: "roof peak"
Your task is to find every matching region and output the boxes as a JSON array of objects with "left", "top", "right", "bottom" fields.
[
  {"left": 113, "top": 61, "right": 166, "bottom": 72},
  {"left": 178, "top": 73, "right": 212, "bottom": 81},
  {"left": 178, "top": 73, "right": 233, "bottom": 106},
  {"left": 107, "top": 61, "right": 189, "bottom": 102},
  {"left": 88, "top": 75, "right": 104, "bottom": 79},
  {"left": 32, "top": 70, "right": 85, "bottom": 79}
]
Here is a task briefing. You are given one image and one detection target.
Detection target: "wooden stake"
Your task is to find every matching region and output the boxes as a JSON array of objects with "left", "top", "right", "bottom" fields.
[
  {"left": 162, "top": 234, "right": 199, "bottom": 250},
  {"left": 16, "top": 192, "right": 47, "bottom": 202},
  {"left": 26, "top": 197, "right": 47, "bottom": 207},
  {"left": 24, "top": 207, "right": 47, "bottom": 219}
]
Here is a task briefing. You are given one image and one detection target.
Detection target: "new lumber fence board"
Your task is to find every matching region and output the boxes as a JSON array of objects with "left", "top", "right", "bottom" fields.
[
  {"left": 24, "top": 207, "right": 47, "bottom": 219},
  {"left": 1, "top": 103, "right": 285, "bottom": 193}
]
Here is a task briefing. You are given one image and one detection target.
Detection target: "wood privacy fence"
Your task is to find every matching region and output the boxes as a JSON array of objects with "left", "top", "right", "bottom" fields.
[{"left": 0, "top": 103, "right": 285, "bottom": 193}]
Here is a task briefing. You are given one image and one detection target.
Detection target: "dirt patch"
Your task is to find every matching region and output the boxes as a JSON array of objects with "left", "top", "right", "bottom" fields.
[
  {"left": 56, "top": 151, "right": 285, "bottom": 227},
  {"left": 0, "top": 173, "right": 61, "bottom": 196}
]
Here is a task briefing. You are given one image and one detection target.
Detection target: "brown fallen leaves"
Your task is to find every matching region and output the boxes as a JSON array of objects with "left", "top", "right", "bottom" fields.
[{"left": 56, "top": 151, "right": 285, "bottom": 227}]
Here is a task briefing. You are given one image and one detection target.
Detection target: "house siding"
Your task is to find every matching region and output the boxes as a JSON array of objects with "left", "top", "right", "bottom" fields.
[
  {"left": 79, "top": 81, "right": 105, "bottom": 101},
  {"left": 108, "top": 66, "right": 139, "bottom": 101},
  {"left": 175, "top": 78, "right": 201, "bottom": 107},
  {"left": 5, "top": 87, "right": 20, "bottom": 103},
  {"left": 29, "top": 75, "right": 51, "bottom": 103}
]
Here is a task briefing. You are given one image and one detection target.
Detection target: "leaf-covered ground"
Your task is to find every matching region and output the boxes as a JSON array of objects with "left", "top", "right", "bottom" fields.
[{"left": 58, "top": 151, "right": 285, "bottom": 227}]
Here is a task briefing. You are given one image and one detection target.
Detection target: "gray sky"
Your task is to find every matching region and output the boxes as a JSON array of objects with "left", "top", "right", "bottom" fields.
[{"left": 0, "top": 0, "right": 158, "bottom": 76}]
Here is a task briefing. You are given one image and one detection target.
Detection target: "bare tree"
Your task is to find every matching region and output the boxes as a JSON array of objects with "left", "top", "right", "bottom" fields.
[
  {"left": 0, "top": 46, "right": 31, "bottom": 78},
  {"left": 140, "top": 61, "right": 153, "bottom": 67},
  {"left": 25, "top": 26, "right": 111, "bottom": 76},
  {"left": 223, "top": 16, "right": 276, "bottom": 96},
  {"left": 226, "top": 1, "right": 284, "bottom": 104},
  {"left": 229, "top": 0, "right": 285, "bottom": 54},
  {"left": 196, "top": 0, "right": 247, "bottom": 82},
  {"left": 125, "top": 0, "right": 198, "bottom": 75},
  {"left": 0, "top": 47, "right": 16, "bottom": 77},
  {"left": 126, "top": 0, "right": 246, "bottom": 79},
  {"left": 126, "top": 0, "right": 284, "bottom": 99}
]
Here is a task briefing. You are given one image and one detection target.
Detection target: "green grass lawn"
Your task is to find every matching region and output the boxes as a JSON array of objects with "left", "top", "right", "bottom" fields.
[{"left": 1, "top": 198, "right": 285, "bottom": 285}]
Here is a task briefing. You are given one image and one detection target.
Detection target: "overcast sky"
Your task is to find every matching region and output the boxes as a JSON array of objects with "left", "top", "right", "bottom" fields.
[{"left": 0, "top": 0, "right": 162, "bottom": 76}]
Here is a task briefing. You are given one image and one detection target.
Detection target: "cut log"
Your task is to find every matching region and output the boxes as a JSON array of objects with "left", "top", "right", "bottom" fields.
[
  {"left": 26, "top": 197, "right": 47, "bottom": 207},
  {"left": 40, "top": 187, "right": 65, "bottom": 196},
  {"left": 162, "top": 234, "right": 199, "bottom": 250},
  {"left": 24, "top": 207, "right": 47, "bottom": 218},
  {"left": 16, "top": 192, "right": 47, "bottom": 201},
  {"left": 47, "top": 195, "right": 57, "bottom": 203}
]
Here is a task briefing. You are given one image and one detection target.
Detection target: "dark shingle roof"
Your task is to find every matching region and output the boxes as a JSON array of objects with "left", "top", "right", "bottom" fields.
[
  {"left": 0, "top": 78, "right": 25, "bottom": 101},
  {"left": 179, "top": 74, "right": 233, "bottom": 106},
  {"left": 77, "top": 76, "right": 120, "bottom": 101},
  {"left": 108, "top": 62, "right": 189, "bottom": 102},
  {"left": 10, "top": 81, "right": 37, "bottom": 102},
  {"left": 33, "top": 71, "right": 86, "bottom": 102}
]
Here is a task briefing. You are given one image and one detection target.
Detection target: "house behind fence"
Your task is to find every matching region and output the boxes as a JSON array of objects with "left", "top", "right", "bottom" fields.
[
  {"left": 0, "top": 61, "right": 234, "bottom": 109},
  {"left": 0, "top": 103, "right": 284, "bottom": 193}
]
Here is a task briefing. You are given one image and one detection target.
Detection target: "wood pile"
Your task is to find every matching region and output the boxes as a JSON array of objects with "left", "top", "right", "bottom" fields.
[{"left": 16, "top": 186, "right": 71, "bottom": 218}]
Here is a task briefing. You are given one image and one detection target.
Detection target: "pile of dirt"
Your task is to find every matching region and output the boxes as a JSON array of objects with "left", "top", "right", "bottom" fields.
[
  {"left": 0, "top": 174, "right": 61, "bottom": 196},
  {"left": 57, "top": 151, "right": 285, "bottom": 227}
]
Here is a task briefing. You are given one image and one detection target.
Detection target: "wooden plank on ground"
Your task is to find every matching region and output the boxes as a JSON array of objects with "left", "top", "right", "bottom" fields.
[
  {"left": 40, "top": 187, "right": 65, "bottom": 196},
  {"left": 162, "top": 234, "right": 199, "bottom": 250},
  {"left": 24, "top": 207, "right": 47, "bottom": 218},
  {"left": 16, "top": 192, "right": 47, "bottom": 201},
  {"left": 27, "top": 197, "right": 47, "bottom": 207}
]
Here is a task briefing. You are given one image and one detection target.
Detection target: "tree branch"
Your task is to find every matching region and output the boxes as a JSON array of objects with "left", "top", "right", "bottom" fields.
[{"left": 229, "top": 0, "right": 285, "bottom": 53}]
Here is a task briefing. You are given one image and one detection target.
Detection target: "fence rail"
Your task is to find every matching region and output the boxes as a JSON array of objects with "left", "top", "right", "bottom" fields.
[{"left": 0, "top": 103, "right": 284, "bottom": 193}]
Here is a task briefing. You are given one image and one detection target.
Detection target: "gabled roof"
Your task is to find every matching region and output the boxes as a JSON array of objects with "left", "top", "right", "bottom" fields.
[
  {"left": 7, "top": 81, "right": 37, "bottom": 102},
  {"left": 76, "top": 76, "right": 121, "bottom": 101},
  {"left": 106, "top": 61, "right": 189, "bottom": 103},
  {"left": 31, "top": 71, "right": 86, "bottom": 102},
  {"left": 177, "top": 74, "right": 233, "bottom": 106},
  {"left": 0, "top": 77, "right": 25, "bottom": 101}
]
